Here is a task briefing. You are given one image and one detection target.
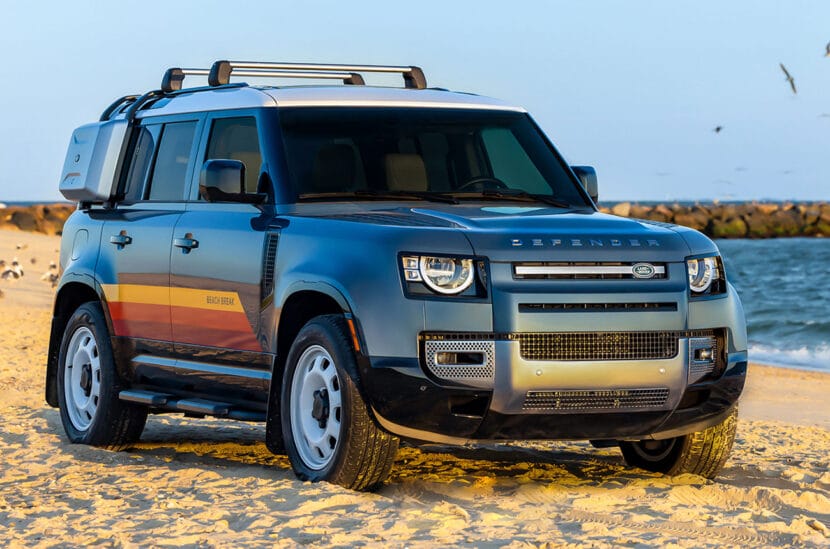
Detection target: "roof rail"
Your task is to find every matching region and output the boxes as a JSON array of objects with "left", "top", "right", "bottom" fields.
[
  {"left": 208, "top": 61, "right": 427, "bottom": 89},
  {"left": 99, "top": 94, "right": 139, "bottom": 121}
]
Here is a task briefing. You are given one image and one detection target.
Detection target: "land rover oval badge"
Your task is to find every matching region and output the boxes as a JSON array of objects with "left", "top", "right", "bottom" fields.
[{"left": 632, "top": 263, "right": 656, "bottom": 279}]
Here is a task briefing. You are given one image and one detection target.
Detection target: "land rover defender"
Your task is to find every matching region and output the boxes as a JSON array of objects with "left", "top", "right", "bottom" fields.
[{"left": 47, "top": 61, "right": 747, "bottom": 490}]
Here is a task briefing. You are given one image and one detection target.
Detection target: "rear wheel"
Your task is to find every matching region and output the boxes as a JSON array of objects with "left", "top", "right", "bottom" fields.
[
  {"left": 619, "top": 406, "right": 738, "bottom": 479},
  {"left": 281, "top": 315, "right": 398, "bottom": 491},
  {"left": 56, "top": 302, "right": 147, "bottom": 450}
]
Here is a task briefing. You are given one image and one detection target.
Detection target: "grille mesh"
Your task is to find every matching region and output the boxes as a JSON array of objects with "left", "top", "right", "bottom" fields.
[
  {"left": 523, "top": 388, "right": 670, "bottom": 411},
  {"left": 424, "top": 340, "right": 495, "bottom": 382},
  {"left": 517, "top": 331, "right": 684, "bottom": 361}
]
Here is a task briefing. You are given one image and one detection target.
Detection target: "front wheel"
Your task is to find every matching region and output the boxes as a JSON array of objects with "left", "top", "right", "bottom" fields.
[
  {"left": 56, "top": 302, "right": 147, "bottom": 450},
  {"left": 619, "top": 406, "right": 738, "bottom": 479},
  {"left": 281, "top": 315, "right": 398, "bottom": 491}
]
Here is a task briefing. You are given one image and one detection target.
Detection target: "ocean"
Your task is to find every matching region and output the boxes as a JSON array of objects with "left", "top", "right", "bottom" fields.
[{"left": 717, "top": 238, "right": 830, "bottom": 372}]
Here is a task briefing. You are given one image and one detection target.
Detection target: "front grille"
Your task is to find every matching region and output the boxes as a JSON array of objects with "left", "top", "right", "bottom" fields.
[
  {"left": 523, "top": 388, "right": 670, "bottom": 411},
  {"left": 517, "top": 331, "right": 685, "bottom": 361},
  {"left": 513, "top": 262, "right": 667, "bottom": 280}
]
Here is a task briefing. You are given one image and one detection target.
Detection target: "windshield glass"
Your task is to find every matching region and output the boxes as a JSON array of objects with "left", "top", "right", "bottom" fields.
[{"left": 278, "top": 108, "right": 590, "bottom": 207}]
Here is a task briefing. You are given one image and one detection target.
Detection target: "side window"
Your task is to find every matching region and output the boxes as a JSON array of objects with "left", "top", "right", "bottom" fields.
[
  {"left": 206, "top": 117, "right": 262, "bottom": 193},
  {"left": 146, "top": 121, "right": 197, "bottom": 201},
  {"left": 121, "top": 124, "right": 161, "bottom": 202},
  {"left": 480, "top": 128, "right": 550, "bottom": 194}
]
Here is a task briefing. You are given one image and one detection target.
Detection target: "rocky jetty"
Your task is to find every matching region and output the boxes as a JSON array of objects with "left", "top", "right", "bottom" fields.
[
  {"left": 0, "top": 201, "right": 828, "bottom": 238},
  {"left": 0, "top": 203, "right": 74, "bottom": 236},
  {"left": 600, "top": 202, "right": 830, "bottom": 238}
]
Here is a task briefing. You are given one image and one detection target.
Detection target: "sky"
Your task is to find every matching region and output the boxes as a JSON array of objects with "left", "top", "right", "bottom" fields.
[{"left": 1, "top": 0, "right": 828, "bottom": 203}]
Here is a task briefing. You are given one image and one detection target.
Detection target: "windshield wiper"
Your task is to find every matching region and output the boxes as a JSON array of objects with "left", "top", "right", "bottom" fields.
[
  {"left": 449, "top": 189, "right": 572, "bottom": 208},
  {"left": 300, "top": 190, "right": 458, "bottom": 204}
]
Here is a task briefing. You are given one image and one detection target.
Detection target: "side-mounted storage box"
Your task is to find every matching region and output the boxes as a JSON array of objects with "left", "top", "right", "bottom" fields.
[{"left": 59, "top": 119, "right": 130, "bottom": 202}]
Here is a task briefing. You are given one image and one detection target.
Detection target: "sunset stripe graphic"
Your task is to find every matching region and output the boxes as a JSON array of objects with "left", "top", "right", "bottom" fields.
[{"left": 102, "top": 284, "right": 262, "bottom": 351}]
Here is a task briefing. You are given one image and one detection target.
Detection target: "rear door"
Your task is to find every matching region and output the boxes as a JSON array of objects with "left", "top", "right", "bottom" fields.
[
  {"left": 169, "top": 112, "right": 277, "bottom": 397},
  {"left": 97, "top": 116, "right": 201, "bottom": 357}
]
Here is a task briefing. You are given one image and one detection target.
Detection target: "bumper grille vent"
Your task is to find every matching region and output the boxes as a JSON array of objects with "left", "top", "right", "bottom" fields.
[
  {"left": 423, "top": 340, "right": 495, "bottom": 387},
  {"left": 518, "top": 331, "right": 689, "bottom": 361},
  {"left": 523, "top": 388, "right": 670, "bottom": 411}
]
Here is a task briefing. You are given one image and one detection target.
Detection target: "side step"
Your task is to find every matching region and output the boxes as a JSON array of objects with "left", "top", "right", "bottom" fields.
[
  {"left": 119, "top": 389, "right": 172, "bottom": 406},
  {"left": 118, "top": 390, "right": 265, "bottom": 422}
]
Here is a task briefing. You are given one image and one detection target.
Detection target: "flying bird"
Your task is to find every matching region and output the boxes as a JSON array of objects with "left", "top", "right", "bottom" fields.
[
  {"left": 779, "top": 63, "right": 797, "bottom": 94},
  {"left": 713, "top": 126, "right": 723, "bottom": 133},
  {"left": 825, "top": 41, "right": 830, "bottom": 56}
]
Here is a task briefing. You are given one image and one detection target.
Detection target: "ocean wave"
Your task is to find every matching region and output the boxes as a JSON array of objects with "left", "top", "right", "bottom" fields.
[{"left": 748, "top": 344, "right": 830, "bottom": 372}]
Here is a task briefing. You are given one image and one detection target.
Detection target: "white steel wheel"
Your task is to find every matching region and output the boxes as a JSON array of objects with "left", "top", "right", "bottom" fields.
[
  {"left": 63, "top": 326, "right": 102, "bottom": 431},
  {"left": 280, "top": 315, "right": 399, "bottom": 491},
  {"left": 56, "top": 302, "right": 147, "bottom": 450},
  {"left": 289, "top": 345, "right": 343, "bottom": 470}
]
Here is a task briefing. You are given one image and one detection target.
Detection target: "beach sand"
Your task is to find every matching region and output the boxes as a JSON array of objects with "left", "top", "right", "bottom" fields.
[{"left": 1, "top": 228, "right": 828, "bottom": 547}]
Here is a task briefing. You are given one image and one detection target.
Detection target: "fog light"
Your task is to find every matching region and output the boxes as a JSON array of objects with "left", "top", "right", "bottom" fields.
[
  {"left": 695, "top": 348, "right": 713, "bottom": 362},
  {"left": 435, "top": 351, "right": 485, "bottom": 366}
]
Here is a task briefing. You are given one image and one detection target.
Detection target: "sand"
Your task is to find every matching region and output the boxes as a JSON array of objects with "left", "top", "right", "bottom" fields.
[{"left": 1, "top": 228, "right": 828, "bottom": 547}]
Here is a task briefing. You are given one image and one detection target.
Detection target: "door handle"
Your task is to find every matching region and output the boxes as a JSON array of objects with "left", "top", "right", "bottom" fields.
[
  {"left": 109, "top": 232, "right": 132, "bottom": 248},
  {"left": 173, "top": 234, "right": 199, "bottom": 253}
]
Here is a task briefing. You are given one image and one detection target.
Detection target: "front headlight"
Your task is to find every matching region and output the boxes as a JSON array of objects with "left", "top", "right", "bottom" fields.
[
  {"left": 401, "top": 255, "right": 482, "bottom": 296},
  {"left": 686, "top": 255, "right": 726, "bottom": 297}
]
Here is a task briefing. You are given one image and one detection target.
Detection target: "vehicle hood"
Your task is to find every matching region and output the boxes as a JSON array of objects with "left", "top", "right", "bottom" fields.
[{"left": 290, "top": 203, "right": 715, "bottom": 262}]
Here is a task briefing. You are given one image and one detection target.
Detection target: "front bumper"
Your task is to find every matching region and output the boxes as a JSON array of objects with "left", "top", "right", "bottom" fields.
[{"left": 360, "top": 335, "right": 747, "bottom": 444}]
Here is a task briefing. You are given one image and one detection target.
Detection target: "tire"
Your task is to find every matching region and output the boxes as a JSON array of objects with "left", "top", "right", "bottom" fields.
[
  {"left": 56, "top": 302, "right": 147, "bottom": 450},
  {"left": 281, "top": 315, "right": 399, "bottom": 491},
  {"left": 619, "top": 406, "right": 738, "bottom": 479}
]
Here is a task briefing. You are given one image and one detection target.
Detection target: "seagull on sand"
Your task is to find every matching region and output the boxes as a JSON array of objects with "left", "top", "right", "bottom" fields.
[
  {"left": 779, "top": 63, "right": 797, "bottom": 94},
  {"left": 1, "top": 259, "right": 23, "bottom": 280},
  {"left": 41, "top": 261, "right": 59, "bottom": 287}
]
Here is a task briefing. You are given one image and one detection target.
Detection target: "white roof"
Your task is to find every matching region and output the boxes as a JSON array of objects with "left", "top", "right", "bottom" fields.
[
  {"left": 263, "top": 86, "right": 526, "bottom": 112},
  {"left": 137, "top": 85, "right": 525, "bottom": 118}
]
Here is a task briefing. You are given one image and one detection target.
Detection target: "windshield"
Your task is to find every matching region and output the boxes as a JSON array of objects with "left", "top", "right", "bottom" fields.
[{"left": 278, "top": 107, "right": 590, "bottom": 207}]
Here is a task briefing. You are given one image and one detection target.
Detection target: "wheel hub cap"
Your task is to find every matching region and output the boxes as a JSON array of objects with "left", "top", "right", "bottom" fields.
[
  {"left": 311, "top": 388, "right": 330, "bottom": 428},
  {"left": 79, "top": 363, "right": 92, "bottom": 396}
]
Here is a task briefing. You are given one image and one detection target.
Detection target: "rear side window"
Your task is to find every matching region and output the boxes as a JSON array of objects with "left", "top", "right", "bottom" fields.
[
  {"left": 206, "top": 117, "right": 262, "bottom": 193},
  {"left": 146, "top": 121, "right": 197, "bottom": 201},
  {"left": 121, "top": 124, "right": 161, "bottom": 202}
]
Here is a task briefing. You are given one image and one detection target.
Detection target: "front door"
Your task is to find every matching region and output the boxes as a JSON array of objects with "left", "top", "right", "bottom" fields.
[{"left": 168, "top": 114, "right": 276, "bottom": 399}]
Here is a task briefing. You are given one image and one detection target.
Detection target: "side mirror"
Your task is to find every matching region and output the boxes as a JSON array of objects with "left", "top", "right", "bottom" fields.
[
  {"left": 199, "top": 159, "right": 266, "bottom": 204},
  {"left": 571, "top": 165, "right": 598, "bottom": 204}
]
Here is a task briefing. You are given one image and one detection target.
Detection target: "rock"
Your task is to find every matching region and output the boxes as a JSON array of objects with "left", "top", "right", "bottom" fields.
[
  {"left": 643, "top": 204, "right": 674, "bottom": 223},
  {"left": 756, "top": 203, "right": 779, "bottom": 215},
  {"left": 768, "top": 209, "right": 804, "bottom": 237},
  {"left": 798, "top": 204, "right": 821, "bottom": 225},
  {"left": 611, "top": 202, "right": 631, "bottom": 217},
  {"left": 674, "top": 211, "right": 709, "bottom": 231},
  {"left": 711, "top": 217, "right": 748, "bottom": 238},
  {"left": 629, "top": 204, "right": 651, "bottom": 219}
]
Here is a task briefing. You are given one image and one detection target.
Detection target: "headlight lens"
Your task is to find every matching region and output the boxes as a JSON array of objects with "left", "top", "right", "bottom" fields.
[
  {"left": 686, "top": 256, "right": 724, "bottom": 295},
  {"left": 402, "top": 255, "right": 476, "bottom": 295}
]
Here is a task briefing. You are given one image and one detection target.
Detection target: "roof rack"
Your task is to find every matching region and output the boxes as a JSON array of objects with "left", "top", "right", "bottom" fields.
[
  {"left": 160, "top": 61, "right": 427, "bottom": 93},
  {"left": 208, "top": 61, "right": 427, "bottom": 90}
]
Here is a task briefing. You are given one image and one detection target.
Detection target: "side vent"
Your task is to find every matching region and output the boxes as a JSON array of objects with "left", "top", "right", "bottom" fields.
[{"left": 261, "top": 233, "right": 279, "bottom": 298}]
